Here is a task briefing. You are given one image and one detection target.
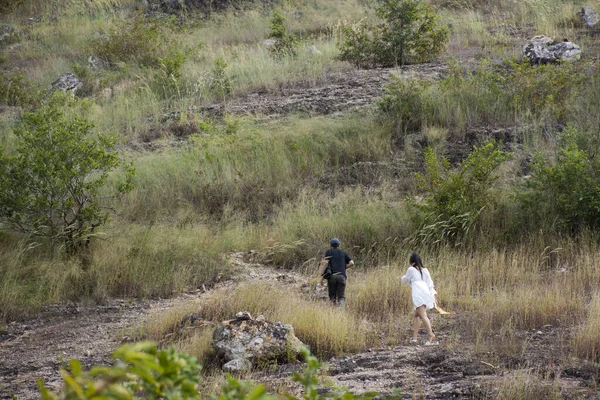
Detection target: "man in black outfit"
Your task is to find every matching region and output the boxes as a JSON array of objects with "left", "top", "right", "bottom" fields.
[{"left": 320, "top": 238, "right": 354, "bottom": 307}]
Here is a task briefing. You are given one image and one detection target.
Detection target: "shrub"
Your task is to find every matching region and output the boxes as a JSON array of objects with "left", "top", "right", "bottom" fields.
[
  {"left": 0, "top": 93, "right": 135, "bottom": 251},
  {"left": 0, "top": 0, "right": 23, "bottom": 14},
  {"left": 377, "top": 77, "right": 431, "bottom": 135},
  {"left": 90, "top": 17, "right": 170, "bottom": 65},
  {"left": 338, "top": 0, "right": 449, "bottom": 68},
  {"left": 154, "top": 51, "right": 187, "bottom": 98},
  {"left": 268, "top": 10, "right": 299, "bottom": 59},
  {"left": 210, "top": 57, "right": 233, "bottom": 98},
  {"left": 516, "top": 126, "right": 600, "bottom": 232},
  {"left": 410, "top": 142, "right": 510, "bottom": 246}
]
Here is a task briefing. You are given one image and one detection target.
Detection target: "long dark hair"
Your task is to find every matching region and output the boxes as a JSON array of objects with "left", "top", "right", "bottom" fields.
[{"left": 410, "top": 253, "right": 424, "bottom": 278}]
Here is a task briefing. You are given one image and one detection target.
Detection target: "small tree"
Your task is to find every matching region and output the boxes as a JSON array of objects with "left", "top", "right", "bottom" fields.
[
  {"left": 338, "top": 0, "right": 449, "bottom": 68},
  {"left": 0, "top": 92, "right": 134, "bottom": 250},
  {"left": 267, "top": 10, "right": 299, "bottom": 58}
]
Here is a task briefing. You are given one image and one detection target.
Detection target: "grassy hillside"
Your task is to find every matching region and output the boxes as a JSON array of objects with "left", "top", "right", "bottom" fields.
[{"left": 3, "top": 0, "right": 600, "bottom": 387}]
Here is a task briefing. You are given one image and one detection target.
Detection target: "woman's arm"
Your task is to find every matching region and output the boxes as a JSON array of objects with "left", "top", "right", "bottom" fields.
[{"left": 401, "top": 267, "right": 414, "bottom": 285}]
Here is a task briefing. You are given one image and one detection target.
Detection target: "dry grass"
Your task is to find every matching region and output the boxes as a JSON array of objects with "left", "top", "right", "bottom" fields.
[
  {"left": 493, "top": 369, "right": 562, "bottom": 400},
  {"left": 572, "top": 293, "right": 600, "bottom": 362}
]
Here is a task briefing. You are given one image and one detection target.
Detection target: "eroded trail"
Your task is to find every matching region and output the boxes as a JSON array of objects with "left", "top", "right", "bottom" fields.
[{"left": 201, "top": 63, "right": 448, "bottom": 119}]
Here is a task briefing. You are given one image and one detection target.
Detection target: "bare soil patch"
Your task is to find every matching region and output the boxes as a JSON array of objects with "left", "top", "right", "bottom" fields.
[{"left": 201, "top": 63, "right": 448, "bottom": 119}]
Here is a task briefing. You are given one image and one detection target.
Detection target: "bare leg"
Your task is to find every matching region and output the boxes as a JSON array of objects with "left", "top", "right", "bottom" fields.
[
  {"left": 416, "top": 305, "right": 435, "bottom": 342},
  {"left": 412, "top": 310, "right": 420, "bottom": 341}
]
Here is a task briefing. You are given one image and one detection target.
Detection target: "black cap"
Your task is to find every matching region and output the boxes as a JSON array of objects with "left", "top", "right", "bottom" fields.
[{"left": 330, "top": 238, "right": 340, "bottom": 246}]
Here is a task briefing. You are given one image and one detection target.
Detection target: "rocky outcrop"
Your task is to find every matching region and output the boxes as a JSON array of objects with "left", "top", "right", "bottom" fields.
[
  {"left": 523, "top": 36, "right": 581, "bottom": 64},
  {"left": 213, "top": 311, "right": 305, "bottom": 372},
  {"left": 49, "top": 73, "right": 82, "bottom": 94},
  {"left": 579, "top": 7, "right": 599, "bottom": 28}
]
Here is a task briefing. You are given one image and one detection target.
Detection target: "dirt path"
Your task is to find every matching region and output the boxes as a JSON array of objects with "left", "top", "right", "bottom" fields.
[{"left": 0, "top": 300, "right": 156, "bottom": 398}]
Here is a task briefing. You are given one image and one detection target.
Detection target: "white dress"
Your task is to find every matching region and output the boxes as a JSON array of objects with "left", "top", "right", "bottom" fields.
[{"left": 401, "top": 266, "right": 437, "bottom": 310}]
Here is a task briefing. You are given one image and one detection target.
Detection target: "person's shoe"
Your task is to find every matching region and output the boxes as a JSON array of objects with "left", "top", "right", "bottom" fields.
[
  {"left": 424, "top": 340, "right": 439, "bottom": 346},
  {"left": 410, "top": 338, "right": 418, "bottom": 344}
]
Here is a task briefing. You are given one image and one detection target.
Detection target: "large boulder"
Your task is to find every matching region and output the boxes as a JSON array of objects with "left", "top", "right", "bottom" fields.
[
  {"left": 523, "top": 35, "right": 581, "bottom": 64},
  {"left": 50, "top": 73, "right": 82, "bottom": 94},
  {"left": 579, "top": 7, "right": 599, "bottom": 28},
  {"left": 213, "top": 311, "right": 305, "bottom": 372}
]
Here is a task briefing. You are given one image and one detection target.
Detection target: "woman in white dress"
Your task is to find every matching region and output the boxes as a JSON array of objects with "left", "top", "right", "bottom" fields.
[{"left": 401, "top": 253, "right": 438, "bottom": 345}]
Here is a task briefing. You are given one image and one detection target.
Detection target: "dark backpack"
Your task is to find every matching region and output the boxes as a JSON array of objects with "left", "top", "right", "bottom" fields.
[{"left": 322, "top": 265, "right": 333, "bottom": 280}]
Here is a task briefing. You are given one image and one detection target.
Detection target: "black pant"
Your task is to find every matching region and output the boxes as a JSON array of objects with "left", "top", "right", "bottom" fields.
[{"left": 328, "top": 274, "right": 346, "bottom": 307}]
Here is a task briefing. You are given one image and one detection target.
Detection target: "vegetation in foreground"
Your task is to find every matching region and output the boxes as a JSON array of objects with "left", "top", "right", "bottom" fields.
[{"left": 3, "top": 0, "right": 600, "bottom": 397}]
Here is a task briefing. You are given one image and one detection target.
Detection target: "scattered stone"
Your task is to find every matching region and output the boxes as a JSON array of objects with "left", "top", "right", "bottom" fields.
[
  {"left": 213, "top": 313, "right": 305, "bottom": 371},
  {"left": 307, "top": 45, "right": 322, "bottom": 55},
  {"left": 49, "top": 73, "right": 82, "bottom": 94},
  {"left": 256, "top": 315, "right": 266, "bottom": 322},
  {"left": 88, "top": 56, "right": 110, "bottom": 72},
  {"left": 579, "top": 7, "right": 599, "bottom": 28},
  {"left": 235, "top": 311, "right": 252, "bottom": 321},
  {"left": 523, "top": 35, "right": 581, "bottom": 64},
  {"left": 262, "top": 39, "right": 277, "bottom": 48},
  {"left": 223, "top": 358, "right": 252, "bottom": 373}
]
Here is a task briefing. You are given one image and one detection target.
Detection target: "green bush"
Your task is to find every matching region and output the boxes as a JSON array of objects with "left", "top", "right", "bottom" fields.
[
  {"left": 377, "top": 76, "right": 431, "bottom": 135},
  {"left": 39, "top": 343, "right": 360, "bottom": 400},
  {"left": 410, "top": 142, "right": 510, "bottom": 246},
  {"left": 517, "top": 127, "right": 600, "bottom": 232},
  {"left": 210, "top": 57, "right": 233, "bottom": 99},
  {"left": 338, "top": 0, "right": 449, "bottom": 68},
  {"left": 267, "top": 10, "right": 299, "bottom": 59},
  {"left": 154, "top": 51, "right": 187, "bottom": 98},
  {"left": 0, "top": 93, "right": 135, "bottom": 250},
  {"left": 90, "top": 17, "right": 173, "bottom": 65}
]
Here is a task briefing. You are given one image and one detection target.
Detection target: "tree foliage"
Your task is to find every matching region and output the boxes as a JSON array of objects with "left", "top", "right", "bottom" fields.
[
  {"left": 0, "top": 92, "right": 134, "bottom": 249},
  {"left": 338, "top": 0, "right": 449, "bottom": 68}
]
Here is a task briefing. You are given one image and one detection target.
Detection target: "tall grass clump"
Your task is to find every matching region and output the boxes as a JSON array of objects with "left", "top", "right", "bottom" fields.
[
  {"left": 573, "top": 293, "right": 600, "bottom": 362},
  {"left": 0, "top": 237, "right": 99, "bottom": 320},
  {"left": 122, "top": 116, "right": 391, "bottom": 222},
  {"left": 493, "top": 370, "right": 562, "bottom": 400},
  {"left": 12, "top": 0, "right": 129, "bottom": 16},
  {"left": 89, "top": 225, "right": 232, "bottom": 299},
  {"left": 267, "top": 189, "right": 414, "bottom": 268},
  {"left": 347, "top": 265, "right": 411, "bottom": 322}
]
